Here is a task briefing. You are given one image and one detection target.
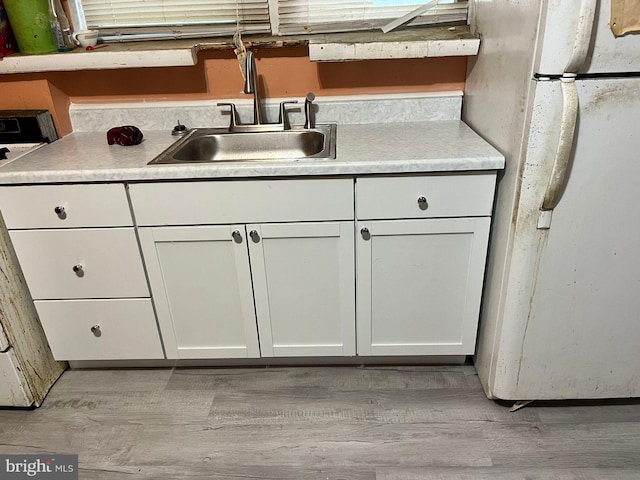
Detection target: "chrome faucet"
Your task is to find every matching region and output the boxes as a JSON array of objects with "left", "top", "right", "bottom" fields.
[
  {"left": 217, "top": 51, "right": 316, "bottom": 132},
  {"left": 244, "top": 51, "right": 263, "bottom": 125}
]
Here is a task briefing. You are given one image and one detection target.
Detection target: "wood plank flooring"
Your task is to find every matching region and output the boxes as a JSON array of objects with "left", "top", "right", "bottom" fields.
[{"left": 1, "top": 365, "right": 640, "bottom": 479}]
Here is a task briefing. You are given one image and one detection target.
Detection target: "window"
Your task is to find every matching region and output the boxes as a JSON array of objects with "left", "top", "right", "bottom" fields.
[{"left": 67, "top": 0, "right": 468, "bottom": 42}]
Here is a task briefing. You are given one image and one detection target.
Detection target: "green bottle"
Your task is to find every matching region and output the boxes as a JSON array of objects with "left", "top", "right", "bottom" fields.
[{"left": 3, "top": 0, "right": 56, "bottom": 54}]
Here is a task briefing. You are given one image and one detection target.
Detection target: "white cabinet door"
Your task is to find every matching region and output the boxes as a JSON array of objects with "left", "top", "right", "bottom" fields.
[
  {"left": 248, "top": 222, "right": 356, "bottom": 357},
  {"left": 138, "top": 226, "right": 260, "bottom": 360},
  {"left": 357, "top": 218, "right": 490, "bottom": 356}
]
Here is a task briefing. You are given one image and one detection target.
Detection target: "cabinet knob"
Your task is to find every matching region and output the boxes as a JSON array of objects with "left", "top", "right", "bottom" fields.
[
  {"left": 90, "top": 324, "right": 102, "bottom": 337},
  {"left": 232, "top": 230, "right": 243, "bottom": 243},
  {"left": 54, "top": 205, "right": 67, "bottom": 219},
  {"left": 360, "top": 227, "right": 371, "bottom": 240},
  {"left": 249, "top": 230, "right": 260, "bottom": 243},
  {"left": 72, "top": 264, "right": 84, "bottom": 277},
  {"left": 417, "top": 196, "right": 428, "bottom": 210}
]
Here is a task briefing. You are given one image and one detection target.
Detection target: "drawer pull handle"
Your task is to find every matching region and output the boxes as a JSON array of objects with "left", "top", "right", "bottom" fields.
[
  {"left": 361, "top": 227, "right": 371, "bottom": 240},
  {"left": 72, "top": 264, "right": 85, "bottom": 277},
  {"left": 417, "top": 196, "right": 428, "bottom": 210},
  {"left": 91, "top": 324, "right": 102, "bottom": 337},
  {"left": 232, "top": 230, "right": 243, "bottom": 243},
  {"left": 54, "top": 205, "right": 67, "bottom": 219},
  {"left": 249, "top": 230, "right": 260, "bottom": 243}
]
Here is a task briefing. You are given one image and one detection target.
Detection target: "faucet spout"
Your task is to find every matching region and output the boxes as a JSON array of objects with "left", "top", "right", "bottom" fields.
[{"left": 244, "top": 51, "right": 262, "bottom": 125}]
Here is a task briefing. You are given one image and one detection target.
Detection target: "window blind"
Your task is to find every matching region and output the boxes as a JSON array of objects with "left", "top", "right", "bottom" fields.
[
  {"left": 80, "top": 0, "right": 271, "bottom": 40},
  {"left": 274, "top": 0, "right": 468, "bottom": 35},
  {"left": 72, "top": 0, "right": 468, "bottom": 42}
]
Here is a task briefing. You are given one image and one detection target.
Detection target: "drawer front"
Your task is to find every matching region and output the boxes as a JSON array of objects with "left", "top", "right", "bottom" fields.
[
  {"left": 0, "top": 184, "right": 133, "bottom": 229},
  {"left": 35, "top": 299, "right": 164, "bottom": 360},
  {"left": 129, "top": 179, "right": 354, "bottom": 226},
  {"left": 356, "top": 174, "right": 496, "bottom": 220},
  {"left": 10, "top": 228, "right": 149, "bottom": 300}
]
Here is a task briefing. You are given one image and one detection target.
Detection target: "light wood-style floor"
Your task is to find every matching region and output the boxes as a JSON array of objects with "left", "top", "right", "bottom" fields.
[{"left": 1, "top": 365, "right": 640, "bottom": 479}]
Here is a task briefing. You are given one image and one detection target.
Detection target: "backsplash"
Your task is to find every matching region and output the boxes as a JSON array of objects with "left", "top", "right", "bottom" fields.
[{"left": 70, "top": 92, "right": 462, "bottom": 132}]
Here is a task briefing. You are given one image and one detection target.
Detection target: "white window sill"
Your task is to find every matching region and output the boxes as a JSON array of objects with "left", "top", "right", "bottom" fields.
[{"left": 0, "top": 25, "right": 478, "bottom": 74}]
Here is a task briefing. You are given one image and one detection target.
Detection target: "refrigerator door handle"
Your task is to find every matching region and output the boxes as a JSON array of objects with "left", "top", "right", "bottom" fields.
[
  {"left": 564, "top": 0, "right": 598, "bottom": 74},
  {"left": 538, "top": 78, "right": 579, "bottom": 229}
]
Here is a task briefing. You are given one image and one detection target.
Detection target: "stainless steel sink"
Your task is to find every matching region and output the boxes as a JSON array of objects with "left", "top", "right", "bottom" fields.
[{"left": 149, "top": 124, "right": 336, "bottom": 164}]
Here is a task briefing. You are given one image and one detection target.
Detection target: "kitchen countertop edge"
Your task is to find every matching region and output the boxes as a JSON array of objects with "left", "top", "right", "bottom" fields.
[{"left": 0, "top": 121, "right": 505, "bottom": 185}]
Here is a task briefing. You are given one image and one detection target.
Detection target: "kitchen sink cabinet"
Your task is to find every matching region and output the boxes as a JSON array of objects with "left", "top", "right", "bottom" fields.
[
  {"left": 130, "top": 179, "right": 356, "bottom": 360},
  {"left": 139, "top": 221, "right": 356, "bottom": 359}
]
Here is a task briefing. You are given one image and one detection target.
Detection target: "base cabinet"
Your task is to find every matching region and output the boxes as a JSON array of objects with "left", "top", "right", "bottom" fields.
[
  {"left": 1, "top": 173, "right": 497, "bottom": 363},
  {"left": 139, "top": 222, "right": 356, "bottom": 359},
  {"left": 356, "top": 218, "right": 491, "bottom": 355}
]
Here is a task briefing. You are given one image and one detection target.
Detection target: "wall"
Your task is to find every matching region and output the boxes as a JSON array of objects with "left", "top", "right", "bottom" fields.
[{"left": 1, "top": 46, "right": 467, "bottom": 134}]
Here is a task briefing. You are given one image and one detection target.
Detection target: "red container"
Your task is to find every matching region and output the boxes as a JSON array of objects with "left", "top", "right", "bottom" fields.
[{"left": 0, "top": 0, "right": 17, "bottom": 57}]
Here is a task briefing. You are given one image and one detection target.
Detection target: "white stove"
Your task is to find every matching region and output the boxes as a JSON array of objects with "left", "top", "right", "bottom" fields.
[
  {"left": 0, "top": 110, "right": 57, "bottom": 167},
  {"left": 0, "top": 142, "right": 46, "bottom": 165}
]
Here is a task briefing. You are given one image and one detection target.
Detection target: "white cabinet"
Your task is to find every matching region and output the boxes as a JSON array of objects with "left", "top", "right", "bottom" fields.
[
  {"left": 0, "top": 184, "right": 164, "bottom": 361},
  {"left": 0, "top": 172, "right": 498, "bottom": 363},
  {"left": 355, "top": 174, "right": 496, "bottom": 356},
  {"left": 131, "top": 179, "right": 356, "bottom": 360}
]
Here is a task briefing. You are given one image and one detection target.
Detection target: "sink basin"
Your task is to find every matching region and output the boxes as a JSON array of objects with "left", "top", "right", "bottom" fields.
[{"left": 149, "top": 124, "right": 336, "bottom": 164}]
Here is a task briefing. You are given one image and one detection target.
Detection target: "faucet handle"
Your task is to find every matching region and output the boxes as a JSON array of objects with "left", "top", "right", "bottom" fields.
[
  {"left": 217, "top": 102, "right": 239, "bottom": 130},
  {"left": 278, "top": 101, "right": 298, "bottom": 130},
  {"left": 304, "top": 92, "right": 316, "bottom": 129}
]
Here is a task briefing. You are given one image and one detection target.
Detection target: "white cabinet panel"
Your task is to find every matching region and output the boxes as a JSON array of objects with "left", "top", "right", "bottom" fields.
[
  {"left": 0, "top": 184, "right": 133, "bottom": 229},
  {"left": 0, "top": 349, "right": 32, "bottom": 407},
  {"left": 9, "top": 228, "right": 149, "bottom": 300},
  {"left": 129, "top": 178, "right": 354, "bottom": 226},
  {"left": 356, "top": 174, "right": 496, "bottom": 220},
  {"left": 357, "top": 218, "right": 490, "bottom": 356},
  {"left": 249, "top": 222, "right": 355, "bottom": 357},
  {"left": 139, "top": 226, "right": 260, "bottom": 359},
  {"left": 35, "top": 299, "right": 164, "bottom": 361}
]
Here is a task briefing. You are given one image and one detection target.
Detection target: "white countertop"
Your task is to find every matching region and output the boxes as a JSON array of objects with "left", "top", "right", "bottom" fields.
[{"left": 0, "top": 121, "right": 504, "bottom": 184}]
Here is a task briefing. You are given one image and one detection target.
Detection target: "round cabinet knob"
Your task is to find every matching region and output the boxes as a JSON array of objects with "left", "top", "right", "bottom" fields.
[
  {"left": 249, "top": 230, "right": 260, "bottom": 243},
  {"left": 360, "top": 227, "right": 371, "bottom": 240},
  {"left": 90, "top": 324, "right": 102, "bottom": 337},
  {"left": 54, "top": 205, "right": 67, "bottom": 219},
  {"left": 417, "top": 196, "right": 428, "bottom": 210},
  {"left": 232, "top": 230, "right": 243, "bottom": 243},
  {"left": 72, "top": 264, "right": 84, "bottom": 277}
]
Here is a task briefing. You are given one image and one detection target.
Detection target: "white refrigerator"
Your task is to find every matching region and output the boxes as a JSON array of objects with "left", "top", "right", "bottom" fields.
[{"left": 464, "top": 0, "right": 640, "bottom": 401}]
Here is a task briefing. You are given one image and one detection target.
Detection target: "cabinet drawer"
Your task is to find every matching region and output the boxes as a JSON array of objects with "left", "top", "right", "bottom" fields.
[
  {"left": 356, "top": 174, "right": 496, "bottom": 220},
  {"left": 0, "top": 184, "right": 133, "bottom": 229},
  {"left": 129, "top": 179, "right": 354, "bottom": 226},
  {"left": 10, "top": 228, "right": 149, "bottom": 300},
  {"left": 35, "top": 299, "right": 164, "bottom": 360}
]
